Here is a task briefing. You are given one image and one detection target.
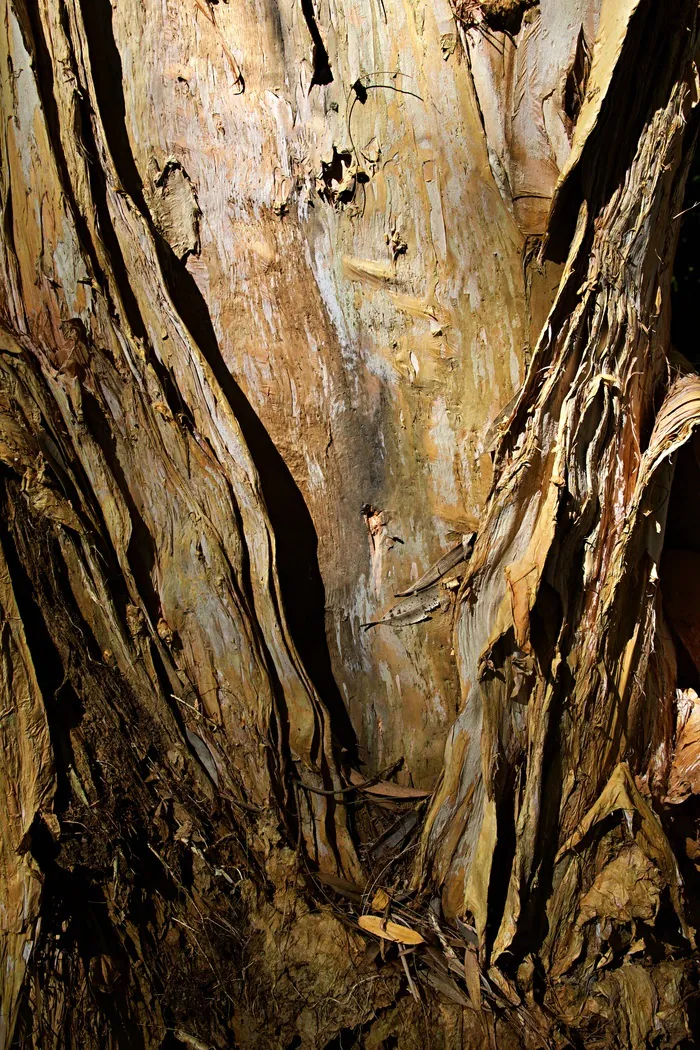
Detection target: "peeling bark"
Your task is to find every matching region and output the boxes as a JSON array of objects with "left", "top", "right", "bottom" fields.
[
  {"left": 2, "top": 0, "right": 700, "bottom": 1046},
  {"left": 422, "top": 1, "right": 700, "bottom": 1042}
]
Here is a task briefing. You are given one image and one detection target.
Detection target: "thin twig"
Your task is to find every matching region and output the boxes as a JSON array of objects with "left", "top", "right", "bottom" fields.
[
  {"left": 400, "top": 949, "right": 420, "bottom": 1001},
  {"left": 673, "top": 199, "right": 700, "bottom": 220}
]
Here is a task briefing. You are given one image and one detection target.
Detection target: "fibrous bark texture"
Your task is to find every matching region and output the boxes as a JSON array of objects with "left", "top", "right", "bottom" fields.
[{"left": 2, "top": 0, "right": 700, "bottom": 1047}]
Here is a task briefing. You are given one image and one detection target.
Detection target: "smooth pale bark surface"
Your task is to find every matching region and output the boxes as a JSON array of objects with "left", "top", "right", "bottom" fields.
[
  {"left": 2, "top": 0, "right": 700, "bottom": 1046},
  {"left": 84, "top": 0, "right": 567, "bottom": 783}
]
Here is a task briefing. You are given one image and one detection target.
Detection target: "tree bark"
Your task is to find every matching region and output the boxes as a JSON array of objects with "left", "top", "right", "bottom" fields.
[{"left": 1, "top": 0, "right": 700, "bottom": 1047}]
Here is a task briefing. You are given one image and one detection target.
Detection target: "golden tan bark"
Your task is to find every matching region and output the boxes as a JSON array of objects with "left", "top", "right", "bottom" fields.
[{"left": 1, "top": 0, "right": 700, "bottom": 1046}]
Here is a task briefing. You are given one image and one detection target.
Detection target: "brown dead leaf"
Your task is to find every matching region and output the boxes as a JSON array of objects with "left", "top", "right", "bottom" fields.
[
  {"left": 577, "top": 844, "right": 663, "bottom": 927},
  {"left": 554, "top": 760, "right": 696, "bottom": 970},
  {"left": 371, "top": 888, "right": 391, "bottom": 911},
  {"left": 349, "top": 770, "right": 431, "bottom": 800},
  {"left": 593, "top": 963, "right": 657, "bottom": 1050},
  {"left": 358, "top": 915, "right": 425, "bottom": 945},
  {"left": 315, "top": 872, "right": 365, "bottom": 902},
  {"left": 423, "top": 970, "right": 471, "bottom": 1008}
]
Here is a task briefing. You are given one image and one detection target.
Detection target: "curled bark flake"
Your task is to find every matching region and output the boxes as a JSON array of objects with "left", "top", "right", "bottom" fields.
[{"left": 148, "top": 158, "right": 201, "bottom": 261}]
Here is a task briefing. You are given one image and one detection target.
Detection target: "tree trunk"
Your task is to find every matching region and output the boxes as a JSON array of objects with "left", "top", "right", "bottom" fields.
[{"left": 2, "top": 0, "right": 700, "bottom": 1046}]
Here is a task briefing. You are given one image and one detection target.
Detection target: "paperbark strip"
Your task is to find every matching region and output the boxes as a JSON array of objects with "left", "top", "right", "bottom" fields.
[
  {"left": 1, "top": 0, "right": 700, "bottom": 1045},
  {"left": 421, "top": 0, "right": 700, "bottom": 1041}
]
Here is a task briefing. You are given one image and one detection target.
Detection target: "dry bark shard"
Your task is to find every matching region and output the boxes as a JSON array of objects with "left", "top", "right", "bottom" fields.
[{"left": 2, "top": 0, "right": 700, "bottom": 1045}]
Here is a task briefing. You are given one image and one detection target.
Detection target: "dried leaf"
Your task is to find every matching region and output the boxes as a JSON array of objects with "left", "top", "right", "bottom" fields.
[
  {"left": 394, "top": 534, "right": 475, "bottom": 597},
  {"left": 370, "top": 810, "right": 421, "bottom": 864},
  {"left": 577, "top": 845, "right": 664, "bottom": 926},
  {"left": 361, "top": 586, "right": 445, "bottom": 630},
  {"left": 423, "top": 970, "right": 472, "bottom": 1008},
  {"left": 555, "top": 763, "right": 693, "bottom": 945},
  {"left": 349, "top": 770, "right": 431, "bottom": 800},
  {"left": 315, "top": 872, "right": 365, "bottom": 902},
  {"left": 371, "top": 888, "right": 391, "bottom": 910},
  {"left": 358, "top": 915, "right": 425, "bottom": 945}
]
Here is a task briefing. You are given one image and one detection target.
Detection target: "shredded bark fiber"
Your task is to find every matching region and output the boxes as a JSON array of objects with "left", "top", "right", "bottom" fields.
[{"left": 2, "top": 0, "right": 700, "bottom": 1047}]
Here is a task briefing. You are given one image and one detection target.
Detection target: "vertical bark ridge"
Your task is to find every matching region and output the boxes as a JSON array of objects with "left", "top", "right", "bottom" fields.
[{"left": 421, "top": 1, "right": 700, "bottom": 1042}]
